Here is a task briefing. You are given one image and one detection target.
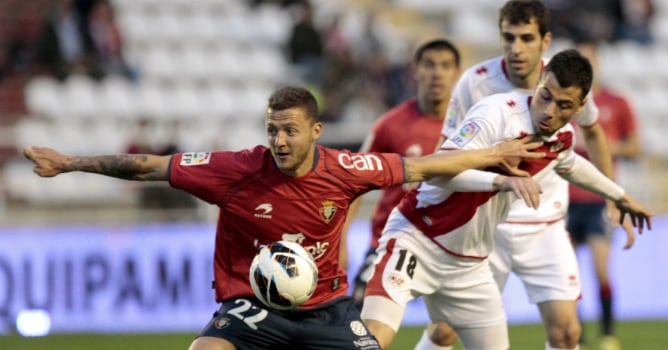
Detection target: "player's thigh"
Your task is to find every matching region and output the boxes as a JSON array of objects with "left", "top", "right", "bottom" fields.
[
  {"left": 424, "top": 260, "right": 506, "bottom": 330},
  {"left": 455, "top": 322, "right": 509, "bottom": 350},
  {"left": 537, "top": 299, "right": 579, "bottom": 330},
  {"left": 298, "top": 297, "right": 381, "bottom": 350},
  {"left": 512, "top": 221, "right": 580, "bottom": 303},
  {"left": 489, "top": 224, "right": 516, "bottom": 290},
  {"left": 197, "top": 298, "right": 291, "bottom": 350},
  {"left": 362, "top": 229, "right": 439, "bottom": 331},
  {"left": 189, "top": 336, "right": 237, "bottom": 350}
]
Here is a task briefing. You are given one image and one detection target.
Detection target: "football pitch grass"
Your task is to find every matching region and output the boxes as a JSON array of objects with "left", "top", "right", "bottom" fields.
[{"left": 2, "top": 320, "right": 667, "bottom": 349}]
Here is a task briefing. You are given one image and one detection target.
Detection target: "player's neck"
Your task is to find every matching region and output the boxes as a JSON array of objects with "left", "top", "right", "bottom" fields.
[
  {"left": 509, "top": 71, "right": 540, "bottom": 90},
  {"left": 417, "top": 95, "right": 448, "bottom": 120}
]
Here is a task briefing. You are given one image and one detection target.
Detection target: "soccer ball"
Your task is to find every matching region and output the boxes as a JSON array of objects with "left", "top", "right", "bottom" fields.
[{"left": 249, "top": 240, "right": 318, "bottom": 310}]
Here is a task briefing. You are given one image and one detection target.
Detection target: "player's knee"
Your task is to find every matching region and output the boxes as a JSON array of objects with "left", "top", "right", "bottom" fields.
[
  {"left": 364, "top": 319, "right": 396, "bottom": 350},
  {"left": 189, "top": 336, "right": 237, "bottom": 350},
  {"left": 546, "top": 321, "right": 581, "bottom": 348},
  {"left": 428, "top": 322, "right": 458, "bottom": 346}
]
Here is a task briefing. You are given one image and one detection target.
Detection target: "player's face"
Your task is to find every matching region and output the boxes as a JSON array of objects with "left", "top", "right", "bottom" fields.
[
  {"left": 530, "top": 72, "right": 586, "bottom": 137},
  {"left": 266, "top": 107, "right": 322, "bottom": 177},
  {"left": 500, "top": 19, "right": 551, "bottom": 83},
  {"left": 414, "top": 49, "right": 460, "bottom": 104}
]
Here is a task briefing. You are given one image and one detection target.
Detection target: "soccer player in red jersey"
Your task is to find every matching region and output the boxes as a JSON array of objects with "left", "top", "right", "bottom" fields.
[
  {"left": 345, "top": 38, "right": 462, "bottom": 307},
  {"left": 24, "top": 86, "right": 544, "bottom": 350}
]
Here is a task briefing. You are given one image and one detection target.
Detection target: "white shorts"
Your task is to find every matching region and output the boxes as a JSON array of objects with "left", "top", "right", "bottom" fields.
[
  {"left": 490, "top": 219, "right": 581, "bottom": 304},
  {"left": 361, "top": 211, "right": 507, "bottom": 349}
]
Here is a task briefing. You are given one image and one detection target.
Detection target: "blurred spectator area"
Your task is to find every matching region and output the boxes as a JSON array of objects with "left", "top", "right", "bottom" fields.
[{"left": 1, "top": 0, "right": 668, "bottom": 219}]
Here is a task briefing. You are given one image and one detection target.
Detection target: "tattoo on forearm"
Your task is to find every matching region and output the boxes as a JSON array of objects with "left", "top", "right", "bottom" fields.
[{"left": 71, "top": 155, "right": 153, "bottom": 180}]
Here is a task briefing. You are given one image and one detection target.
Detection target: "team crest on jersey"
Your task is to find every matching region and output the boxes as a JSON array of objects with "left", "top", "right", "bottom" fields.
[
  {"left": 180, "top": 152, "right": 211, "bottom": 166},
  {"left": 319, "top": 200, "right": 337, "bottom": 223},
  {"left": 449, "top": 121, "right": 480, "bottom": 147},
  {"left": 550, "top": 142, "right": 564, "bottom": 153}
]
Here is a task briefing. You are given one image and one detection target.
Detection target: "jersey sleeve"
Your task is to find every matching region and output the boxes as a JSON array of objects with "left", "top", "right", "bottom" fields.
[
  {"left": 573, "top": 91, "right": 600, "bottom": 127},
  {"left": 442, "top": 101, "right": 501, "bottom": 151},
  {"left": 169, "top": 150, "right": 243, "bottom": 204},
  {"left": 335, "top": 150, "right": 405, "bottom": 191},
  {"left": 442, "top": 71, "right": 474, "bottom": 138}
]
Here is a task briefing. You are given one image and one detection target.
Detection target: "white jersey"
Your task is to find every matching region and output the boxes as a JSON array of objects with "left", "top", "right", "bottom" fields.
[
  {"left": 397, "top": 91, "right": 577, "bottom": 258},
  {"left": 442, "top": 56, "right": 599, "bottom": 223}
]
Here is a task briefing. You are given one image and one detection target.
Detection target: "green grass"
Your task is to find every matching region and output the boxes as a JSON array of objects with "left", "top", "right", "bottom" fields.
[
  {"left": 1, "top": 320, "right": 667, "bottom": 349},
  {"left": 389, "top": 320, "right": 668, "bottom": 350}
]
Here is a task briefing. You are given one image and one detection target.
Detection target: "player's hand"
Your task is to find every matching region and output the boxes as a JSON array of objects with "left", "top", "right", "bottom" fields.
[
  {"left": 495, "top": 135, "right": 545, "bottom": 160},
  {"left": 494, "top": 176, "right": 542, "bottom": 209},
  {"left": 606, "top": 200, "right": 636, "bottom": 249},
  {"left": 494, "top": 136, "right": 544, "bottom": 177},
  {"left": 23, "top": 146, "right": 69, "bottom": 177},
  {"left": 614, "top": 194, "right": 654, "bottom": 235}
]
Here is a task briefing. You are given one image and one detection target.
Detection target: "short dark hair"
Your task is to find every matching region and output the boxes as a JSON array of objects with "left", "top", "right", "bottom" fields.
[
  {"left": 413, "top": 38, "right": 461, "bottom": 67},
  {"left": 544, "top": 49, "right": 593, "bottom": 100},
  {"left": 267, "top": 86, "right": 319, "bottom": 122},
  {"left": 499, "top": 0, "right": 550, "bottom": 37}
]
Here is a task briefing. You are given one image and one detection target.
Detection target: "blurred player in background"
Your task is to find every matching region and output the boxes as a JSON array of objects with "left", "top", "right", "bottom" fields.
[
  {"left": 360, "top": 49, "right": 654, "bottom": 350},
  {"left": 569, "top": 40, "right": 642, "bottom": 350},
  {"left": 417, "top": 1, "right": 627, "bottom": 349},
  {"left": 343, "top": 38, "right": 461, "bottom": 307},
  {"left": 24, "top": 86, "right": 544, "bottom": 350}
]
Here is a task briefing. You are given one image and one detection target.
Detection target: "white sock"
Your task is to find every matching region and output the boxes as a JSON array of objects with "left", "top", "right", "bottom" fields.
[
  {"left": 414, "top": 329, "right": 454, "bottom": 350},
  {"left": 545, "top": 342, "right": 580, "bottom": 350}
]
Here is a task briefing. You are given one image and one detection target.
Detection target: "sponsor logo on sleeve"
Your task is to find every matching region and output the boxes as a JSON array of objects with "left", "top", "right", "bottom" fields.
[
  {"left": 449, "top": 121, "right": 480, "bottom": 147},
  {"left": 180, "top": 152, "right": 211, "bottom": 166}
]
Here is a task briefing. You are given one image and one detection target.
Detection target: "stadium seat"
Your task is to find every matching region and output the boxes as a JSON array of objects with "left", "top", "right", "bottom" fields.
[
  {"left": 98, "top": 76, "right": 140, "bottom": 120},
  {"left": 60, "top": 75, "right": 101, "bottom": 120},
  {"left": 138, "top": 44, "right": 178, "bottom": 83},
  {"left": 136, "top": 81, "right": 169, "bottom": 120},
  {"left": 199, "top": 82, "right": 236, "bottom": 119},
  {"left": 249, "top": 3, "right": 292, "bottom": 46},
  {"left": 24, "top": 77, "right": 65, "bottom": 119}
]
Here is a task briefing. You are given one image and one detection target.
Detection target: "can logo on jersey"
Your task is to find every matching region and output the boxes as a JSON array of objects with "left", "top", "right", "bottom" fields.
[
  {"left": 450, "top": 121, "right": 480, "bottom": 147},
  {"left": 319, "top": 200, "right": 337, "bottom": 223},
  {"left": 180, "top": 152, "right": 211, "bottom": 166}
]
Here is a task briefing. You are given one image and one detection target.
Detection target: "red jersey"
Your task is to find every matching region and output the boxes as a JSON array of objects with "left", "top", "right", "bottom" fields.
[
  {"left": 365, "top": 98, "right": 444, "bottom": 247},
  {"left": 570, "top": 88, "right": 637, "bottom": 203},
  {"left": 169, "top": 145, "right": 404, "bottom": 307}
]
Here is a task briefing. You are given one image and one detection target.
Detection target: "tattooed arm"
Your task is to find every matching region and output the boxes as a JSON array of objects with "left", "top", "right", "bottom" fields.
[
  {"left": 24, "top": 146, "right": 171, "bottom": 181},
  {"left": 402, "top": 136, "right": 544, "bottom": 182}
]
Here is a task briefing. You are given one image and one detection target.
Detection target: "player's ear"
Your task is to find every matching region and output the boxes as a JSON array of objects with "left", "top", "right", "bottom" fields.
[
  {"left": 311, "top": 122, "right": 322, "bottom": 140},
  {"left": 575, "top": 96, "right": 588, "bottom": 115},
  {"left": 541, "top": 31, "right": 552, "bottom": 51}
]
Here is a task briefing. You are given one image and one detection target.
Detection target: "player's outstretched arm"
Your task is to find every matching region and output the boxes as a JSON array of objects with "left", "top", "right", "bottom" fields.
[
  {"left": 614, "top": 194, "right": 654, "bottom": 234},
  {"left": 403, "top": 136, "right": 544, "bottom": 182},
  {"left": 24, "top": 146, "right": 171, "bottom": 181}
]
